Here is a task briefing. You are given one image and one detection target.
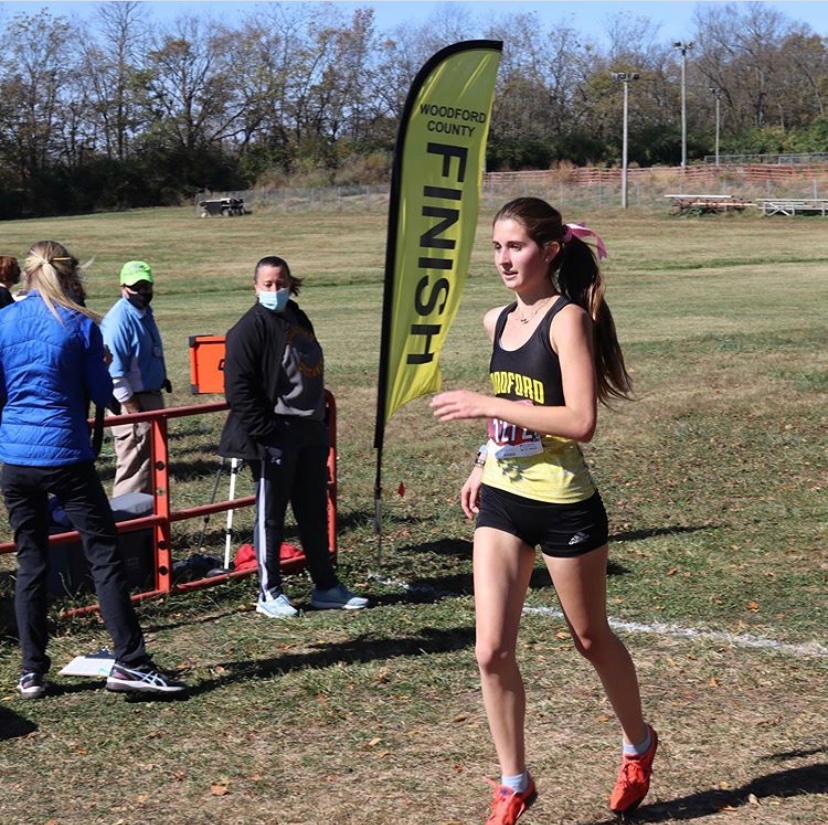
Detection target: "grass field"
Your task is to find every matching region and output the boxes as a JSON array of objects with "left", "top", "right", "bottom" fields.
[{"left": 0, "top": 199, "right": 826, "bottom": 824}]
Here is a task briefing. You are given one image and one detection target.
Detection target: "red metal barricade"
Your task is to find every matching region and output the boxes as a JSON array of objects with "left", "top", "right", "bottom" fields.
[{"left": 0, "top": 394, "right": 337, "bottom": 615}]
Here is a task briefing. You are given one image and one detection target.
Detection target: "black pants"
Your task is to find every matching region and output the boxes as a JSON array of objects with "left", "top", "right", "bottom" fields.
[
  {"left": 249, "top": 418, "right": 337, "bottom": 598},
  {"left": 1, "top": 461, "right": 148, "bottom": 675}
]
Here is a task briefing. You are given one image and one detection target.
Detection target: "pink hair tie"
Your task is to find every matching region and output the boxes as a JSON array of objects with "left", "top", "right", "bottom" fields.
[{"left": 562, "top": 222, "right": 608, "bottom": 260}]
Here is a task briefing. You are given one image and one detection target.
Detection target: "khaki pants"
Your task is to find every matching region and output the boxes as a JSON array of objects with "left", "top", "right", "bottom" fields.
[{"left": 110, "top": 390, "right": 165, "bottom": 497}]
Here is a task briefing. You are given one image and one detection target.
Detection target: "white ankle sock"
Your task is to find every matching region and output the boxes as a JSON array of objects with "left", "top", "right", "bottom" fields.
[
  {"left": 501, "top": 771, "right": 530, "bottom": 794},
  {"left": 623, "top": 726, "right": 652, "bottom": 758}
]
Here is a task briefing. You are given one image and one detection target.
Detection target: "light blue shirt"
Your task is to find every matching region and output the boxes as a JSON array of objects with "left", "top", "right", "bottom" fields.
[{"left": 101, "top": 297, "right": 166, "bottom": 402}]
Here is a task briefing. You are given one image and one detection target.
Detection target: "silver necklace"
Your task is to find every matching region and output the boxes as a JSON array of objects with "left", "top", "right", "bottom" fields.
[{"left": 517, "top": 297, "right": 552, "bottom": 324}]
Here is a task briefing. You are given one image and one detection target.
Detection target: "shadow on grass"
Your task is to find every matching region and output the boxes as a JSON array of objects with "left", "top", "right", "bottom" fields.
[
  {"left": 13, "top": 678, "right": 190, "bottom": 703},
  {"left": 400, "top": 536, "right": 472, "bottom": 558},
  {"left": 366, "top": 538, "right": 567, "bottom": 606},
  {"left": 338, "top": 510, "right": 381, "bottom": 531},
  {"left": 186, "top": 623, "right": 476, "bottom": 697},
  {"left": 337, "top": 509, "right": 449, "bottom": 533},
  {"left": 0, "top": 524, "right": 712, "bottom": 640},
  {"left": 367, "top": 541, "right": 648, "bottom": 603},
  {"left": 0, "top": 704, "right": 38, "bottom": 739},
  {"left": 349, "top": 516, "right": 717, "bottom": 545},
  {"left": 761, "top": 746, "right": 827, "bottom": 761},
  {"left": 610, "top": 524, "right": 716, "bottom": 544},
  {"left": 590, "top": 762, "right": 828, "bottom": 823},
  {"left": 167, "top": 455, "right": 242, "bottom": 481},
  {"left": 312, "top": 532, "right": 657, "bottom": 610}
]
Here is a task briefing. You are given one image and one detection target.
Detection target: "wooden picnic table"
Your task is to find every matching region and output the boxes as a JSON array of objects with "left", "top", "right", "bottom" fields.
[
  {"left": 758, "top": 198, "right": 828, "bottom": 216},
  {"left": 664, "top": 193, "right": 753, "bottom": 214}
]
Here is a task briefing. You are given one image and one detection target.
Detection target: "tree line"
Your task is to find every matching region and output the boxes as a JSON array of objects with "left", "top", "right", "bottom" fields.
[{"left": 0, "top": 1, "right": 826, "bottom": 218}]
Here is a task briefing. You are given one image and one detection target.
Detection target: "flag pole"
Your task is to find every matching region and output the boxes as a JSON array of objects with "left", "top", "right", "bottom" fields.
[
  {"left": 372, "top": 40, "right": 409, "bottom": 571},
  {"left": 372, "top": 447, "right": 384, "bottom": 568},
  {"left": 372, "top": 40, "right": 502, "bottom": 571}
]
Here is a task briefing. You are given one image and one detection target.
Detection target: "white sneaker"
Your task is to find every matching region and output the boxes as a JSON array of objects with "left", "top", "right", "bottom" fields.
[
  {"left": 18, "top": 672, "right": 48, "bottom": 700},
  {"left": 256, "top": 592, "right": 299, "bottom": 619},
  {"left": 310, "top": 584, "right": 368, "bottom": 610},
  {"left": 106, "top": 661, "right": 188, "bottom": 695}
]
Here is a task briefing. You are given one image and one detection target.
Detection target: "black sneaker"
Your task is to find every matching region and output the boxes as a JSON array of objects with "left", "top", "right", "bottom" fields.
[
  {"left": 18, "top": 672, "right": 48, "bottom": 700},
  {"left": 106, "top": 661, "right": 188, "bottom": 695}
]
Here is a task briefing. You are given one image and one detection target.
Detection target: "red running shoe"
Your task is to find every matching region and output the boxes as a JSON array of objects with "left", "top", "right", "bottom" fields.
[
  {"left": 485, "top": 776, "right": 537, "bottom": 824},
  {"left": 610, "top": 726, "right": 659, "bottom": 813}
]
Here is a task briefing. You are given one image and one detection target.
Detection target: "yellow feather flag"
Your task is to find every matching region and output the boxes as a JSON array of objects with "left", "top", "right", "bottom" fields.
[
  {"left": 375, "top": 41, "right": 502, "bottom": 443},
  {"left": 372, "top": 41, "right": 502, "bottom": 554}
]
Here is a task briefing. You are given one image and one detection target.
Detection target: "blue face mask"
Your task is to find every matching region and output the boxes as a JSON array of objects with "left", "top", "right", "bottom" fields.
[{"left": 258, "top": 287, "right": 290, "bottom": 312}]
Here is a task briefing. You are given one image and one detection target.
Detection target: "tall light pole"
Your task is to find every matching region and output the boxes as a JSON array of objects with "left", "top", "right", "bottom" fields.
[
  {"left": 674, "top": 41, "right": 693, "bottom": 167},
  {"left": 612, "top": 71, "right": 639, "bottom": 209},
  {"left": 709, "top": 86, "right": 721, "bottom": 166}
]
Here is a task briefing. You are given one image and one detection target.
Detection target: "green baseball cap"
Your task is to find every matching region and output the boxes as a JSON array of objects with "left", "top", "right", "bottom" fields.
[{"left": 119, "top": 260, "right": 154, "bottom": 286}]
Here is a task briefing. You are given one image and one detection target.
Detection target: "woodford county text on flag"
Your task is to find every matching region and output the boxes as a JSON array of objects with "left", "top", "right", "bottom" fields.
[{"left": 374, "top": 40, "right": 502, "bottom": 452}]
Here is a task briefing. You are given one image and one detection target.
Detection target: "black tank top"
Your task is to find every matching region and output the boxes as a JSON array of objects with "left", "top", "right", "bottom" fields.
[{"left": 489, "top": 296, "right": 571, "bottom": 407}]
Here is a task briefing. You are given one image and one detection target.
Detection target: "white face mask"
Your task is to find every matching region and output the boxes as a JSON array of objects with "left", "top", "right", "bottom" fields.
[{"left": 258, "top": 287, "right": 290, "bottom": 312}]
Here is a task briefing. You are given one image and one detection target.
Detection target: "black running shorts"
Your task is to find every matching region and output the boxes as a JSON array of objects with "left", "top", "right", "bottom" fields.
[{"left": 476, "top": 485, "right": 608, "bottom": 557}]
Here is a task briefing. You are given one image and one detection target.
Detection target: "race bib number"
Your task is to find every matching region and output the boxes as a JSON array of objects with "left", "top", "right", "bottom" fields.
[{"left": 486, "top": 409, "right": 543, "bottom": 459}]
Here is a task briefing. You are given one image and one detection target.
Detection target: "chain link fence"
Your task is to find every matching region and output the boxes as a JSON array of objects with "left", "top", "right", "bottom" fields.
[{"left": 195, "top": 163, "right": 828, "bottom": 217}]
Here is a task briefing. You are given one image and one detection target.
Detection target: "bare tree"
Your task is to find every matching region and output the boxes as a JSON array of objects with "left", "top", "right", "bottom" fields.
[
  {"left": 80, "top": 1, "right": 151, "bottom": 161},
  {"left": 141, "top": 16, "right": 236, "bottom": 151},
  {"left": 693, "top": 2, "right": 796, "bottom": 133},
  {"left": 774, "top": 27, "right": 827, "bottom": 123},
  {"left": 0, "top": 9, "right": 76, "bottom": 178}
]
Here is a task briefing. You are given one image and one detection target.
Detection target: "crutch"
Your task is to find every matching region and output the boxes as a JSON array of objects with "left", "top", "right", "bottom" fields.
[{"left": 224, "top": 457, "right": 243, "bottom": 569}]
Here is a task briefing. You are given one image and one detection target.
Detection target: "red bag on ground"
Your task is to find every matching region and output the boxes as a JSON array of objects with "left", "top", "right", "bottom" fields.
[
  {"left": 233, "top": 541, "right": 303, "bottom": 571},
  {"left": 233, "top": 543, "right": 257, "bottom": 572}
]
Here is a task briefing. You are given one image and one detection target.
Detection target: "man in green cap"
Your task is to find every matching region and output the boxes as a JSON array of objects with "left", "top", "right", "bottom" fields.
[{"left": 101, "top": 261, "right": 169, "bottom": 497}]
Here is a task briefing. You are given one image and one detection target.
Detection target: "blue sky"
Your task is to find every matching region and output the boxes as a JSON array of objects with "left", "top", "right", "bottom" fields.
[{"left": 3, "top": 1, "right": 827, "bottom": 44}]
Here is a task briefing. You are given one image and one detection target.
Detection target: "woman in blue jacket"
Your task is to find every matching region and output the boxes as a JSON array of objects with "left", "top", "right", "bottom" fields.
[{"left": 0, "top": 240, "right": 185, "bottom": 699}]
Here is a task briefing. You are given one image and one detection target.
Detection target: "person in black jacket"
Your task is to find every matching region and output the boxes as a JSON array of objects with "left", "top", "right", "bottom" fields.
[{"left": 219, "top": 255, "right": 368, "bottom": 618}]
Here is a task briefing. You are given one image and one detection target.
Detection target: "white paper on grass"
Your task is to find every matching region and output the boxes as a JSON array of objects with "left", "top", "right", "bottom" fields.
[{"left": 59, "top": 648, "right": 115, "bottom": 677}]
